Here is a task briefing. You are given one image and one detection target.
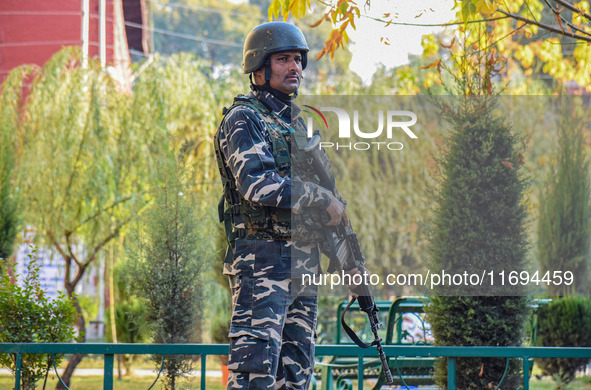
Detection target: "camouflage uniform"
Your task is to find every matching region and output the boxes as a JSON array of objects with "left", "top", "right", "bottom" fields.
[{"left": 215, "top": 88, "right": 332, "bottom": 389}]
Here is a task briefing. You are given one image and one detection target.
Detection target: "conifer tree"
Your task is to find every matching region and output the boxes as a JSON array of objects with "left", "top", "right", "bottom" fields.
[
  {"left": 537, "top": 102, "right": 590, "bottom": 296},
  {"left": 427, "top": 36, "right": 530, "bottom": 389},
  {"left": 127, "top": 155, "right": 205, "bottom": 390}
]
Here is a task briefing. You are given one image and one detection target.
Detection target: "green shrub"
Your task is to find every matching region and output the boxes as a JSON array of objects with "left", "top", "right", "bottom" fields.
[
  {"left": 427, "top": 44, "right": 530, "bottom": 389},
  {"left": 0, "top": 252, "right": 78, "bottom": 390},
  {"left": 105, "top": 298, "right": 151, "bottom": 375},
  {"left": 126, "top": 158, "right": 205, "bottom": 390},
  {"left": 536, "top": 296, "right": 591, "bottom": 389}
]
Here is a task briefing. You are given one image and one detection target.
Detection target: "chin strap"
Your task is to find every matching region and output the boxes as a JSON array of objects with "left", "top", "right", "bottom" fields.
[
  {"left": 251, "top": 82, "right": 295, "bottom": 105},
  {"left": 264, "top": 59, "right": 272, "bottom": 82}
]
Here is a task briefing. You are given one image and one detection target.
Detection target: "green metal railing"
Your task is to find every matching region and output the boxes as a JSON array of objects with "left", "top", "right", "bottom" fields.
[{"left": 1, "top": 343, "right": 590, "bottom": 390}]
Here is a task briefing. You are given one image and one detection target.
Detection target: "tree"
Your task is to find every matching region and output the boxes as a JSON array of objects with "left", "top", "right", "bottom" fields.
[
  {"left": 0, "top": 253, "right": 78, "bottom": 390},
  {"left": 457, "top": 0, "right": 591, "bottom": 92},
  {"left": 126, "top": 154, "right": 206, "bottom": 390},
  {"left": 537, "top": 100, "right": 591, "bottom": 296},
  {"left": 269, "top": 0, "right": 591, "bottom": 93},
  {"left": 8, "top": 47, "right": 157, "bottom": 389},
  {"left": 0, "top": 67, "right": 27, "bottom": 263},
  {"left": 105, "top": 259, "right": 151, "bottom": 377},
  {"left": 152, "top": 0, "right": 262, "bottom": 65},
  {"left": 426, "top": 38, "right": 530, "bottom": 388}
]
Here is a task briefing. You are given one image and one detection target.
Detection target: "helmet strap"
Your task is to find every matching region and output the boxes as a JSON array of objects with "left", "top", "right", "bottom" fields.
[{"left": 264, "top": 59, "right": 272, "bottom": 83}]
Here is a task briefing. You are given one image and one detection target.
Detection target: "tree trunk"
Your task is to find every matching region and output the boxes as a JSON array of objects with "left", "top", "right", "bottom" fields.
[
  {"left": 56, "top": 353, "right": 85, "bottom": 390},
  {"left": 56, "top": 284, "right": 87, "bottom": 389}
]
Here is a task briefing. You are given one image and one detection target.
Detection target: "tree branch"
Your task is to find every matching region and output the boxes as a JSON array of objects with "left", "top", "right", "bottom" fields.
[
  {"left": 542, "top": 0, "right": 591, "bottom": 38},
  {"left": 497, "top": 9, "right": 591, "bottom": 42},
  {"left": 65, "top": 231, "right": 82, "bottom": 268},
  {"left": 363, "top": 14, "right": 510, "bottom": 28},
  {"left": 552, "top": 0, "right": 591, "bottom": 23},
  {"left": 59, "top": 89, "right": 94, "bottom": 220},
  {"left": 46, "top": 230, "right": 78, "bottom": 268},
  {"left": 92, "top": 216, "right": 133, "bottom": 263},
  {"left": 68, "top": 191, "right": 145, "bottom": 235}
]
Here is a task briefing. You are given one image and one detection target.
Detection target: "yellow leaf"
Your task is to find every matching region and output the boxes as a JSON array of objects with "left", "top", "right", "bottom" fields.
[
  {"left": 349, "top": 13, "right": 356, "bottom": 30},
  {"left": 310, "top": 15, "right": 325, "bottom": 28},
  {"left": 422, "top": 34, "right": 440, "bottom": 57},
  {"left": 420, "top": 59, "right": 441, "bottom": 70},
  {"left": 475, "top": 0, "right": 495, "bottom": 15},
  {"left": 440, "top": 37, "right": 456, "bottom": 49},
  {"left": 556, "top": 12, "right": 565, "bottom": 34}
]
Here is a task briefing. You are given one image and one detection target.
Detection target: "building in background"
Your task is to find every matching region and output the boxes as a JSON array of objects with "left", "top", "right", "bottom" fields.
[{"left": 0, "top": 0, "right": 151, "bottom": 88}]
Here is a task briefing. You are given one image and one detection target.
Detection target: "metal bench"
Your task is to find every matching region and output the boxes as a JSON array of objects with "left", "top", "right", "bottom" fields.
[
  {"left": 373, "top": 297, "right": 434, "bottom": 389},
  {"left": 316, "top": 297, "right": 552, "bottom": 390},
  {"left": 316, "top": 297, "right": 434, "bottom": 389}
]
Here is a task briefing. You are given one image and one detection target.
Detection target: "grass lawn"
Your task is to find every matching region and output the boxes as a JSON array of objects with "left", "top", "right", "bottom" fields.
[
  {"left": 528, "top": 376, "right": 591, "bottom": 390},
  {"left": 2, "top": 375, "right": 591, "bottom": 389},
  {"left": 60, "top": 354, "right": 223, "bottom": 371},
  {"left": 0, "top": 374, "right": 226, "bottom": 390}
]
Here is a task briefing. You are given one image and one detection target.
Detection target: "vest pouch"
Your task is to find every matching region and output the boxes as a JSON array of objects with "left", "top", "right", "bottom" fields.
[
  {"left": 241, "top": 202, "right": 266, "bottom": 223},
  {"left": 293, "top": 128, "right": 310, "bottom": 151}
]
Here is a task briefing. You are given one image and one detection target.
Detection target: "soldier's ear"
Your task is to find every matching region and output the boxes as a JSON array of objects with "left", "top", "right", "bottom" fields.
[{"left": 252, "top": 68, "right": 265, "bottom": 85}]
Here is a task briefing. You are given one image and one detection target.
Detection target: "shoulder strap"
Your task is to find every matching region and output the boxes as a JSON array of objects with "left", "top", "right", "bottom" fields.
[
  {"left": 227, "top": 95, "right": 292, "bottom": 168},
  {"left": 340, "top": 297, "right": 374, "bottom": 349}
]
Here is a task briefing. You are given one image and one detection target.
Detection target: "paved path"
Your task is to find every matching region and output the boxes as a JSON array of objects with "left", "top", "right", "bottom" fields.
[{"left": 0, "top": 368, "right": 222, "bottom": 377}]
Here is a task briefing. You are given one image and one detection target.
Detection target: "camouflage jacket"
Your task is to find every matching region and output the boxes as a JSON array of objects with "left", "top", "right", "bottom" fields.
[{"left": 214, "top": 89, "right": 333, "bottom": 245}]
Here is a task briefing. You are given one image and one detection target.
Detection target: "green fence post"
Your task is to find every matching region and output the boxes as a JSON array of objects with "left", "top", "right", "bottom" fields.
[
  {"left": 447, "top": 357, "right": 456, "bottom": 390},
  {"left": 201, "top": 354, "right": 207, "bottom": 390},
  {"left": 523, "top": 357, "right": 530, "bottom": 390},
  {"left": 104, "top": 354, "right": 114, "bottom": 390},
  {"left": 15, "top": 353, "right": 22, "bottom": 390},
  {"left": 358, "top": 354, "right": 364, "bottom": 390}
]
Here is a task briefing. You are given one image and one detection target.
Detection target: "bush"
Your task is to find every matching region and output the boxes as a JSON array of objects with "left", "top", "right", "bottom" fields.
[
  {"left": 537, "top": 296, "right": 591, "bottom": 389},
  {"left": 126, "top": 158, "right": 205, "bottom": 390},
  {"left": 0, "top": 252, "right": 78, "bottom": 390},
  {"left": 427, "top": 46, "right": 530, "bottom": 389},
  {"left": 105, "top": 298, "right": 151, "bottom": 375}
]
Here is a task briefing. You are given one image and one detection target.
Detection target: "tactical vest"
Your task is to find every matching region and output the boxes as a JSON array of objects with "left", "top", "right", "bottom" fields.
[{"left": 214, "top": 94, "right": 325, "bottom": 245}]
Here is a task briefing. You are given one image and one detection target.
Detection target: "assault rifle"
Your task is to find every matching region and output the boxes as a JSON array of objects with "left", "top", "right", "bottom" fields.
[{"left": 304, "top": 130, "right": 394, "bottom": 385}]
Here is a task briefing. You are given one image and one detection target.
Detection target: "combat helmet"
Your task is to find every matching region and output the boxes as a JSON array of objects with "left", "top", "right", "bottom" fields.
[{"left": 242, "top": 21, "right": 309, "bottom": 74}]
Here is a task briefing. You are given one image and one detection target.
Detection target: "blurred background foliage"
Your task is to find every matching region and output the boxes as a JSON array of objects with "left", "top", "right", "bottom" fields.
[{"left": 0, "top": 0, "right": 590, "bottom": 383}]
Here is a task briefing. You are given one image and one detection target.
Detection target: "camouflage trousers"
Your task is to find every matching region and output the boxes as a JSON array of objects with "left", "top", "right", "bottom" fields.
[{"left": 225, "top": 240, "right": 320, "bottom": 390}]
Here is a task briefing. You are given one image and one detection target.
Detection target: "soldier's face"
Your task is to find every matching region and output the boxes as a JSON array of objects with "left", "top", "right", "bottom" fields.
[{"left": 257, "top": 50, "right": 303, "bottom": 95}]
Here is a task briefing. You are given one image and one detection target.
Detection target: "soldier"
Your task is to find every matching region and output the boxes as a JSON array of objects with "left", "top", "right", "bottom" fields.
[{"left": 214, "top": 21, "right": 349, "bottom": 389}]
